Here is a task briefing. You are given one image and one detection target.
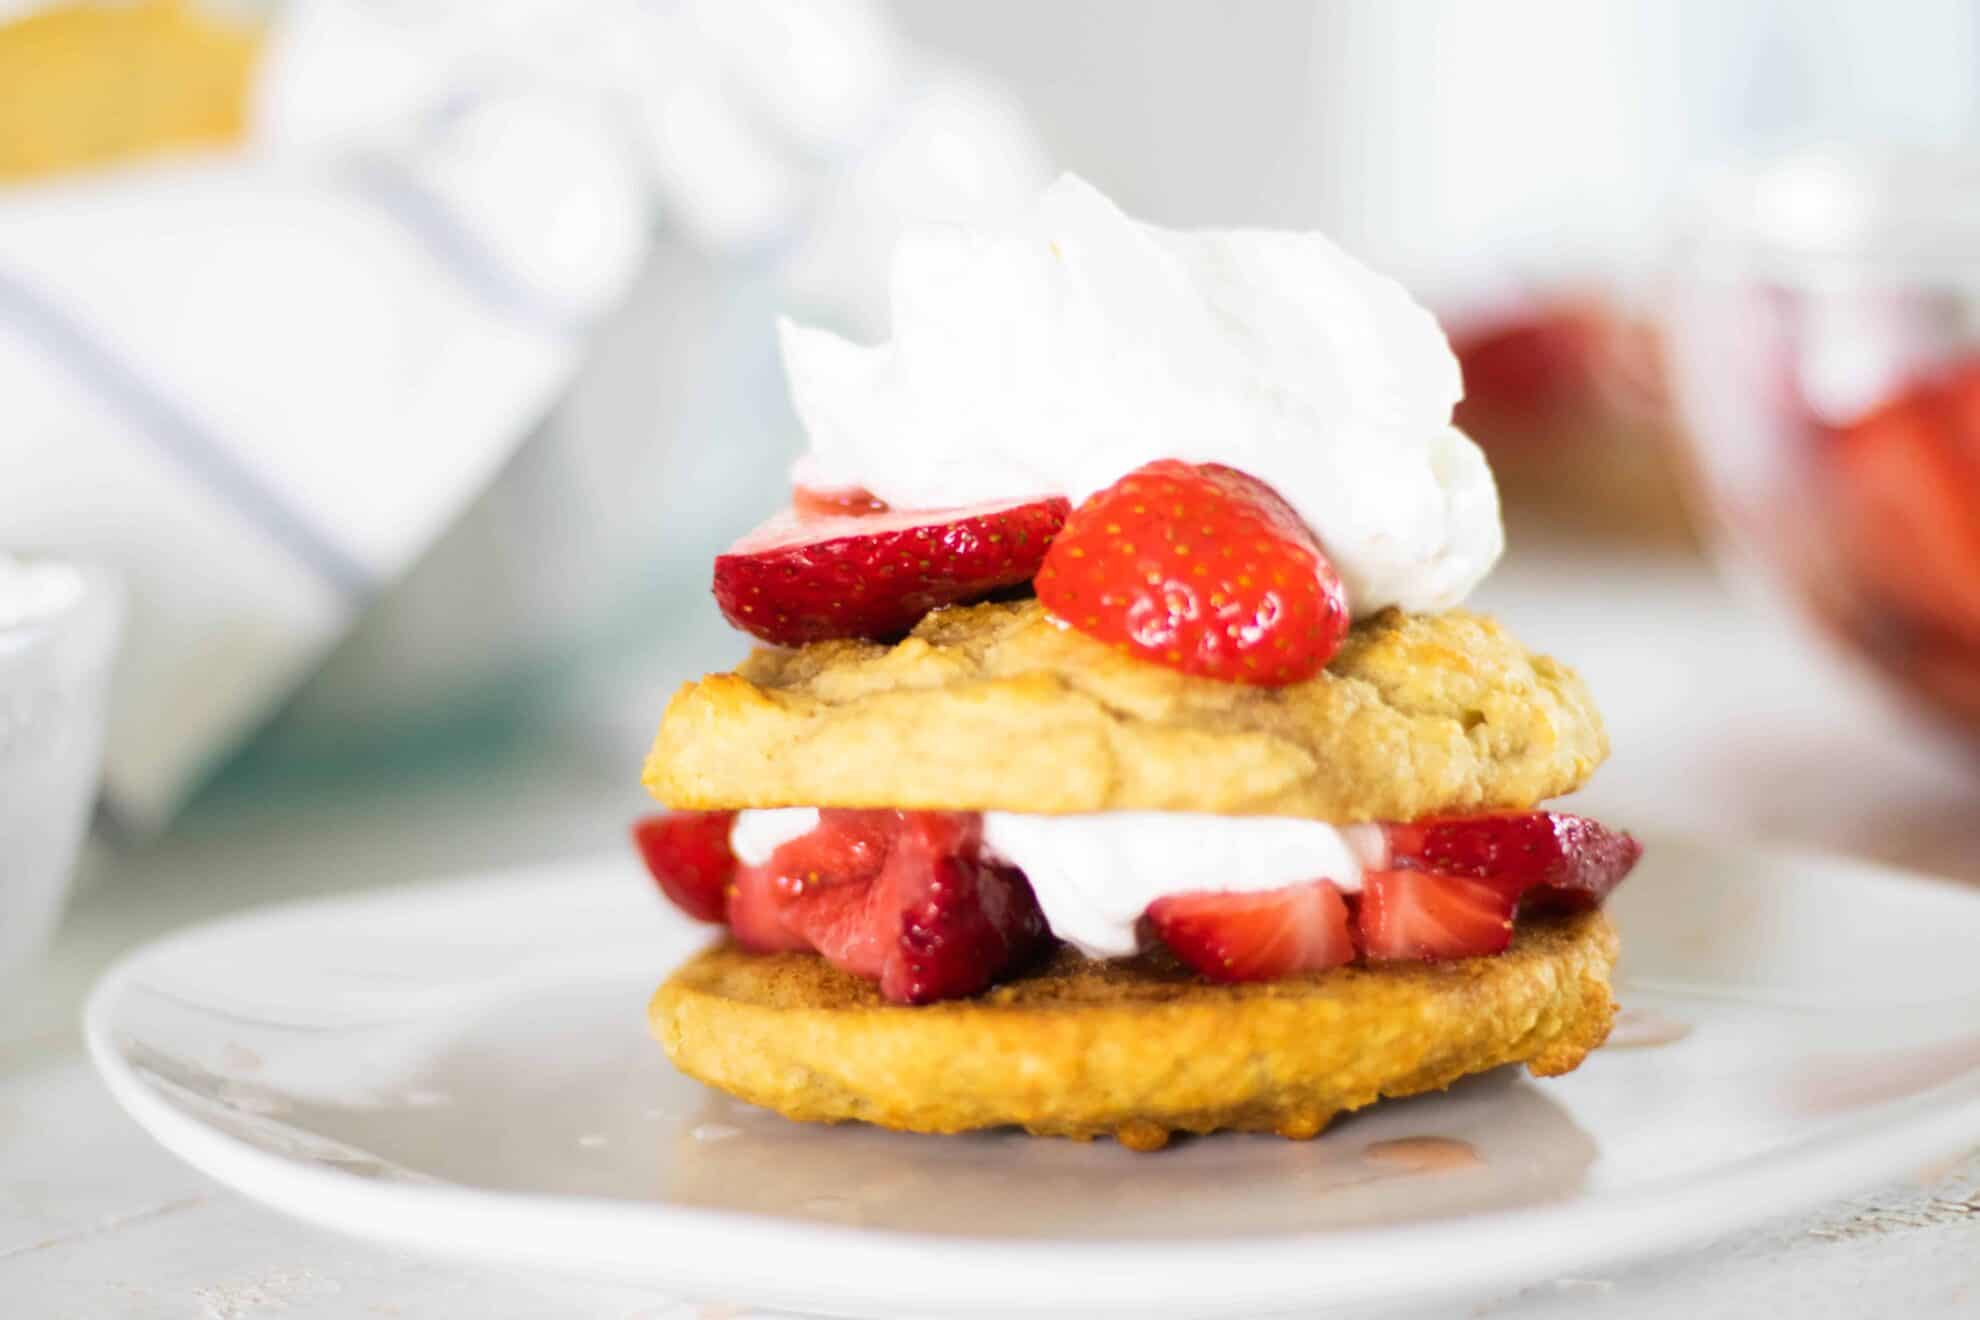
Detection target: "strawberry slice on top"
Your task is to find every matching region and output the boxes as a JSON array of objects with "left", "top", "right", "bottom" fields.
[
  {"left": 1034, "top": 460, "right": 1350, "bottom": 685},
  {"left": 713, "top": 496, "right": 1070, "bottom": 646}
]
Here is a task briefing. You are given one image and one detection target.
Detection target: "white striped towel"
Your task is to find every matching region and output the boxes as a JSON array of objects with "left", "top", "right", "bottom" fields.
[{"left": 0, "top": 0, "right": 1045, "bottom": 831}]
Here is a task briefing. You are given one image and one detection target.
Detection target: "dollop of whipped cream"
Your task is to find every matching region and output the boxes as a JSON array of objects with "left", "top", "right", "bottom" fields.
[
  {"left": 779, "top": 173, "right": 1503, "bottom": 617},
  {"left": 727, "top": 808, "right": 1383, "bottom": 961}
]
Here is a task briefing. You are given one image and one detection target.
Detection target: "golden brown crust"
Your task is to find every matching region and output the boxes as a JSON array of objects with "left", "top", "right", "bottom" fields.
[
  {"left": 645, "top": 600, "right": 1608, "bottom": 821},
  {"left": 650, "top": 910, "right": 1619, "bottom": 1149}
]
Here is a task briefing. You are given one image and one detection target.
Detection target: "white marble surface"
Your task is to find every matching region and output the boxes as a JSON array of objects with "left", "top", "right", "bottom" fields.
[{"left": 5, "top": 546, "right": 1979, "bottom": 1319}]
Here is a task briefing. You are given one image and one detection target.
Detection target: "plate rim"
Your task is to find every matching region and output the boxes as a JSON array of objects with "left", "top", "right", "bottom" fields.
[{"left": 83, "top": 838, "right": 1980, "bottom": 1318}]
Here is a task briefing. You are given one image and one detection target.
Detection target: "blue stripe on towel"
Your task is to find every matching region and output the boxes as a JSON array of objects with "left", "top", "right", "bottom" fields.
[
  {"left": 342, "top": 156, "right": 589, "bottom": 339},
  {"left": 0, "top": 269, "right": 376, "bottom": 600}
]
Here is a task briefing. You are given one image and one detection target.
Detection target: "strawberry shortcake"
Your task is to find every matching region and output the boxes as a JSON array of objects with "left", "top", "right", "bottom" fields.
[{"left": 635, "top": 176, "right": 1639, "bottom": 1149}]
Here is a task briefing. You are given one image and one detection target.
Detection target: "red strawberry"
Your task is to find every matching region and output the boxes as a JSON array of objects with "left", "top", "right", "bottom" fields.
[
  {"left": 1380, "top": 812, "right": 1642, "bottom": 910},
  {"left": 727, "top": 809, "right": 1050, "bottom": 1004},
  {"left": 1034, "top": 460, "right": 1349, "bottom": 685},
  {"left": 792, "top": 485, "right": 890, "bottom": 517},
  {"left": 1356, "top": 811, "right": 1642, "bottom": 959},
  {"left": 713, "top": 497, "right": 1071, "bottom": 646},
  {"left": 1451, "top": 302, "right": 1606, "bottom": 428},
  {"left": 883, "top": 813, "right": 1049, "bottom": 1003},
  {"left": 632, "top": 811, "right": 737, "bottom": 923},
  {"left": 1828, "top": 367, "right": 1980, "bottom": 646},
  {"left": 1941, "top": 356, "right": 1980, "bottom": 448},
  {"left": 762, "top": 809, "right": 897, "bottom": 897},
  {"left": 1145, "top": 880, "right": 1354, "bottom": 982},
  {"left": 756, "top": 809, "right": 897, "bottom": 975},
  {"left": 725, "top": 862, "right": 812, "bottom": 955},
  {"left": 1357, "top": 869, "right": 1524, "bottom": 961}
]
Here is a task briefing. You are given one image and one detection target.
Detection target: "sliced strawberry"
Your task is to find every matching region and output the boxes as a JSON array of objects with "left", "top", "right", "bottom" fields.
[
  {"left": 1146, "top": 880, "right": 1354, "bottom": 982},
  {"left": 792, "top": 485, "right": 890, "bottom": 517},
  {"left": 1035, "top": 460, "right": 1350, "bottom": 685},
  {"left": 712, "top": 497, "right": 1071, "bottom": 646},
  {"left": 1357, "top": 869, "right": 1523, "bottom": 961},
  {"left": 632, "top": 811, "right": 737, "bottom": 924},
  {"left": 729, "top": 809, "right": 1050, "bottom": 1004},
  {"left": 1379, "top": 812, "right": 1642, "bottom": 910},
  {"left": 1359, "top": 811, "right": 1641, "bottom": 958}
]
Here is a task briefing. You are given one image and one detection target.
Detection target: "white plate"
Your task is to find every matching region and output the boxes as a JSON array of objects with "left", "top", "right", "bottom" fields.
[{"left": 86, "top": 838, "right": 1980, "bottom": 1318}]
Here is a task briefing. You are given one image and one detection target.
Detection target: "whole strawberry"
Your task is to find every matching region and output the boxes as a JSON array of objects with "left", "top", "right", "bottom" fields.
[{"left": 1034, "top": 460, "right": 1349, "bottom": 684}]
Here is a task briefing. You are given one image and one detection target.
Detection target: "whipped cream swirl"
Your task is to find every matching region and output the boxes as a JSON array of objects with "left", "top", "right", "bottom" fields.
[{"left": 778, "top": 173, "right": 1502, "bottom": 617}]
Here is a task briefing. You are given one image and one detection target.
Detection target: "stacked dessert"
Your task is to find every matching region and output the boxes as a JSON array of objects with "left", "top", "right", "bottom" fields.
[{"left": 636, "top": 177, "right": 1639, "bottom": 1150}]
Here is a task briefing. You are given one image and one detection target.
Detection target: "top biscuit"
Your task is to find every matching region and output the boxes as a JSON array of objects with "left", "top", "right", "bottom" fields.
[{"left": 646, "top": 599, "right": 1607, "bottom": 822}]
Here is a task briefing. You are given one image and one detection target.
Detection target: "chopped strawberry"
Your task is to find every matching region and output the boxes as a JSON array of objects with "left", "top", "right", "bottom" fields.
[
  {"left": 1357, "top": 869, "right": 1523, "bottom": 961},
  {"left": 884, "top": 813, "right": 1049, "bottom": 1003},
  {"left": 793, "top": 485, "right": 890, "bottom": 517},
  {"left": 1034, "top": 460, "right": 1350, "bottom": 685},
  {"left": 646, "top": 805, "right": 1643, "bottom": 991},
  {"left": 1146, "top": 880, "right": 1354, "bottom": 982},
  {"left": 761, "top": 809, "right": 897, "bottom": 897},
  {"left": 632, "top": 811, "right": 737, "bottom": 924},
  {"left": 757, "top": 809, "right": 898, "bottom": 976},
  {"left": 1356, "top": 811, "right": 1642, "bottom": 958},
  {"left": 724, "top": 861, "right": 812, "bottom": 954},
  {"left": 728, "top": 809, "right": 1050, "bottom": 1004},
  {"left": 1379, "top": 812, "right": 1642, "bottom": 910},
  {"left": 713, "top": 496, "right": 1070, "bottom": 646},
  {"left": 1828, "top": 367, "right": 1980, "bottom": 646}
]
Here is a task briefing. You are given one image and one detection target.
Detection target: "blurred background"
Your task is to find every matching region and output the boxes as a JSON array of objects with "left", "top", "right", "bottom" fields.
[{"left": 6, "top": 0, "right": 1980, "bottom": 1026}]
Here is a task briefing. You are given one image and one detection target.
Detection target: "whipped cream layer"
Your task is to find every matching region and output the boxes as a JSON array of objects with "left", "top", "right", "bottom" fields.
[
  {"left": 728, "top": 808, "right": 1383, "bottom": 961},
  {"left": 779, "top": 173, "right": 1503, "bottom": 618}
]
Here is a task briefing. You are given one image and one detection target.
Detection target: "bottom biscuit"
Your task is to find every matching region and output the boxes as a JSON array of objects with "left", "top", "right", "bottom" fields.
[{"left": 649, "top": 910, "right": 1618, "bottom": 1150}]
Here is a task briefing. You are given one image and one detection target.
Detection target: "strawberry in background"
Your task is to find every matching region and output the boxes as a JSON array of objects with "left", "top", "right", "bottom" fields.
[
  {"left": 1449, "top": 295, "right": 1695, "bottom": 548},
  {"left": 1818, "top": 354, "right": 1980, "bottom": 726},
  {"left": 1451, "top": 298, "right": 1611, "bottom": 431}
]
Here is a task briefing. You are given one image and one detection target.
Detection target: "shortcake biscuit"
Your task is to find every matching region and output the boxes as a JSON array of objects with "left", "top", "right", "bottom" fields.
[
  {"left": 652, "top": 909, "right": 1617, "bottom": 1150},
  {"left": 648, "top": 600, "right": 1606, "bottom": 822}
]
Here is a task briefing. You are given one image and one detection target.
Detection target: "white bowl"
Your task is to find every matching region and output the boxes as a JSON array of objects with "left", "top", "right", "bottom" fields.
[
  {"left": 1662, "top": 149, "right": 1980, "bottom": 749},
  {"left": 0, "top": 558, "right": 120, "bottom": 980}
]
